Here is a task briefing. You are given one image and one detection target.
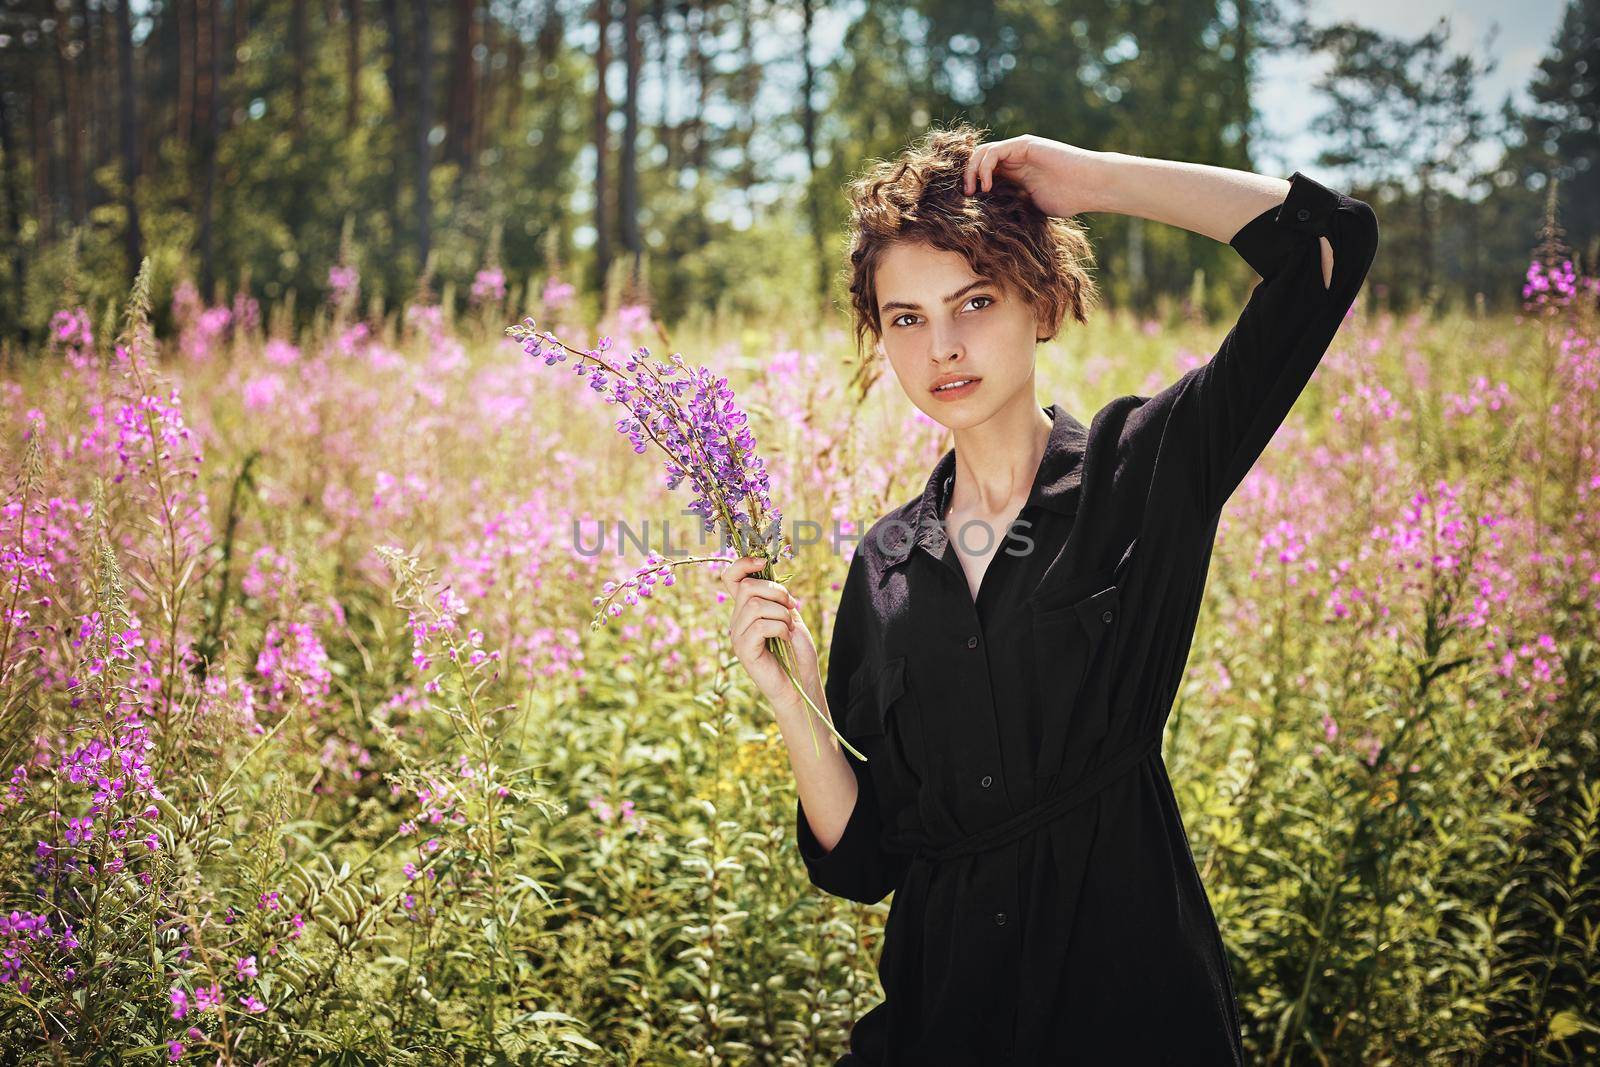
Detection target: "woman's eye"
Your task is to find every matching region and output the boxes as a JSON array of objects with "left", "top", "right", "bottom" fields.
[{"left": 891, "top": 296, "right": 992, "bottom": 328}]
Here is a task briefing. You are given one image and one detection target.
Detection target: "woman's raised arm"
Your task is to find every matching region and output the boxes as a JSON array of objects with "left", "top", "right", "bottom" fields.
[
  {"left": 961, "top": 139, "right": 1379, "bottom": 516},
  {"left": 1084, "top": 154, "right": 1380, "bottom": 516}
]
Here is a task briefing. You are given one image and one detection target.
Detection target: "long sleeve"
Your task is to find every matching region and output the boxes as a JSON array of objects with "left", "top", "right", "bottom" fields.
[
  {"left": 794, "top": 548, "right": 908, "bottom": 905},
  {"left": 1162, "top": 170, "right": 1380, "bottom": 517}
]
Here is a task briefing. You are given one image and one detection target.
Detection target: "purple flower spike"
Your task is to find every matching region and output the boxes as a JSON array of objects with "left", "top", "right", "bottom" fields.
[
  {"left": 505, "top": 315, "right": 791, "bottom": 631},
  {"left": 504, "top": 311, "right": 852, "bottom": 759}
]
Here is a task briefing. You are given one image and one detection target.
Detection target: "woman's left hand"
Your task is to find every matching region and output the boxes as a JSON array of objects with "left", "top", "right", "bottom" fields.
[{"left": 963, "top": 134, "right": 1105, "bottom": 219}]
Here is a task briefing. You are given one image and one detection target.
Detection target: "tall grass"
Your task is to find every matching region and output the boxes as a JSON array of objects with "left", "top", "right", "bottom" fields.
[{"left": 0, "top": 248, "right": 1594, "bottom": 1063}]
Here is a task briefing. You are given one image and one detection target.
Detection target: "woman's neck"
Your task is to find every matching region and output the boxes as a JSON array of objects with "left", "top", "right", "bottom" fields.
[{"left": 943, "top": 394, "right": 1054, "bottom": 521}]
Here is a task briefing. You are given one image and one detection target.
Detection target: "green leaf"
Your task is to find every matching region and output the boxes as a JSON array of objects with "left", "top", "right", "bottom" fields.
[{"left": 1548, "top": 1010, "right": 1597, "bottom": 1041}]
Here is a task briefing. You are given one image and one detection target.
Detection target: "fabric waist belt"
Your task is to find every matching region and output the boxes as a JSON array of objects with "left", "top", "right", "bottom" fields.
[{"left": 886, "top": 732, "right": 1163, "bottom": 863}]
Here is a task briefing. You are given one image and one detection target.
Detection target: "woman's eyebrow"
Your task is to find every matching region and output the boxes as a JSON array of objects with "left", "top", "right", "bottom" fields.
[{"left": 880, "top": 278, "right": 993, "bottom": 313}]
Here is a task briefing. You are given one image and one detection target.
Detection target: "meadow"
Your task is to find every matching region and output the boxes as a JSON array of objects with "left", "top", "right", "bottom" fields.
[{"left": 0, "top": 253, "right": 1596, "bottom": 1065}]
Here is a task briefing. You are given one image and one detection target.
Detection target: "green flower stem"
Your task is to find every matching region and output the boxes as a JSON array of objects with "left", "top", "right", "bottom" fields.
[
  {"left": 756, "top": 562, "right": 866, "bottom": 764},
  {"left": 770, "top": 634, "right": 865, "bottom": 763}
]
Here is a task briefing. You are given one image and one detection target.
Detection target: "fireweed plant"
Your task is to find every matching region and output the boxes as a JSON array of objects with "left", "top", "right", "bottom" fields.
[
  {"left": 0, "top": 232, "right": 1596, "bottom": 1059},
  {"left": 505, "top": 316, "right": 864, "bottom": 762}
]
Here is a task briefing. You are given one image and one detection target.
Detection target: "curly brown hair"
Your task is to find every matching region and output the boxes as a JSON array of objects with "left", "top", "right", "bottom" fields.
[{"left": 841, "top": 121, "right": 1100, "bottom": 364}]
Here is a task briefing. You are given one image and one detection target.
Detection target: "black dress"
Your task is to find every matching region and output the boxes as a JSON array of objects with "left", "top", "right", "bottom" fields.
[{"left": 794, "top": 170, "right": 1379, "bottom": 1065}]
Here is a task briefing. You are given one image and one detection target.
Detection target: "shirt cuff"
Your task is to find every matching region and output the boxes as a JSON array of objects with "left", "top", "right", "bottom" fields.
[
  {"left": 795, "top": 788, "right": 880, "bottom": 895},
  {"left": 1228, "top": 170, "right": 1343, "bottom": 279}
]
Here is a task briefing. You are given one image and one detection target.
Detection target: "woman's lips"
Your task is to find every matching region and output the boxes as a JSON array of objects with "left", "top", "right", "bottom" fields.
[{"left": 930, "top": 377, "right": 981, "bottom": 400}]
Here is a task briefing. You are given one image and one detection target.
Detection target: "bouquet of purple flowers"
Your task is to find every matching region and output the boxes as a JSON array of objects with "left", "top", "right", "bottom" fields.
[{"left": 507, "top": 316, "right": 864, "bottom": 761}]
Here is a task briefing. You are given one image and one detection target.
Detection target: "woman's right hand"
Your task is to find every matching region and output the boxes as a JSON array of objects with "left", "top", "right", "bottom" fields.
[
  {"left": 961, "top": 133, "right": 1105, "bottom": 218},
  {"left": 720, "top": 555, "right": 822, "bottom": 718}
]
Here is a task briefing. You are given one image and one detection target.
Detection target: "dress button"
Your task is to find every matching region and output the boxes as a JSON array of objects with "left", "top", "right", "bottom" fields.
[
  {"left": 966, "top": 635, "right": 979, "bottom": 649},
  {"left": 1101, "top": 609, "right": 1114, "bottom": 623},
  {"left": 1295, "top": 207, "right": 1311, "bottom": 222},
  {"left": 980, "top": 774, "right": 993, "bottom": 788},
  {"left": 993, "top": 911, "right": 1008, "bottom": 926}
]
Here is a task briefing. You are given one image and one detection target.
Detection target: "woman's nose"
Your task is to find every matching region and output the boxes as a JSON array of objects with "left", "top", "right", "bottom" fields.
[{"left": 928, "top": 321, "right": 969, "bottom": 362}]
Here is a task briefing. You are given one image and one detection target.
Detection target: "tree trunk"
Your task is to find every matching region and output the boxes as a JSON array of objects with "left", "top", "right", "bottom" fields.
[
  {"left": 1235, "top": 0, "right": 1254, "bottom": 163},
  {"left": 236, "top": 0, "right": 251, "bottom": 57},
  {"left": 383, "top": 0, "right": 406, "bottom": 265},
  {"left": 414, "top": 0, "right": 433, "bottom": 269},
  {"left": 199, "top": 0, "right": 222, "bottom": 298},
  {"left": 621, "top": 0, "right": 640, "bottom": 293},
  {"left": 178, "top": 0, "right": 194, "bottom": 147},
  {"left": 689, "top": 0, "right": 707, "bottom": 249},
  {"left": 502, "top": 21, "right": 524, "bottom": 132},
  {"left": 445, "top": 0, "right": 470, "bottom": 172},
  {"left": 536, "top": 0, "right": 562, "bottom": 67},
  {"left": 29, "top": 61, "right": 51, "bottom": 243},
  {"left": 479, "top": 3, "right": 495, "bottom": 167},
  {"left": 115, "top": 0, "right": 144, "bottom": 282},
  {"left": 85, "top": 0, "right": 107, "bottom": 214},
  {"left": 800, "top": 0, "right": 825, "bottom": 306},
  {"left": 592, "top": 0, "right": 611, "bottom": 306},
  {"left": 736, "top": 0, "right": 754, "bottom": 198},
  {"left": 53, "top": 11, "right": 87, "bottom": 228},
  {"left": 1418, "top": 167, "right": 1434, "bottom": 300},
  {"left": 0, "top": 69, "right": 30, "bottom": 335},
  {"left": 649, "top": 0, "right": 672, "bottom": 170}
]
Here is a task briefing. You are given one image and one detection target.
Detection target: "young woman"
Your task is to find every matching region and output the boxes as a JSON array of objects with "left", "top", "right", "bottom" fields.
[{"left": 721, "top": 124, "right": 1379, "bottom": 1065}]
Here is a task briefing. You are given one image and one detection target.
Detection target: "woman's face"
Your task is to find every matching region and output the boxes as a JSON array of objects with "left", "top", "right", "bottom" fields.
[{"left": 873, "top": 240, "right": 1045, "bottom": 431}]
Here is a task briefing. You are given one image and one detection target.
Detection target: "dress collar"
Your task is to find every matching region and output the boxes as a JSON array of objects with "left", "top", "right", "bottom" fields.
[{"left": 880, "top": 401, "right": 1089, "bottom": 568}]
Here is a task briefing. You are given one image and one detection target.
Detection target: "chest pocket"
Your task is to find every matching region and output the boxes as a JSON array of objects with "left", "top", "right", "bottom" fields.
[
  {"left": 1028, "top": 572, "right": 1124, "bottom": 780},
  {"left": 843, "top": 655, "right": 906, "bottom": 742},
  {"left": 843, "top": 655, "right": 922, "bottom": 811}
]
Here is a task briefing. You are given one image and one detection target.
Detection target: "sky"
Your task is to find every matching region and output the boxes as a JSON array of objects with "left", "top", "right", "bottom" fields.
[
  {"left": 1252, "top": 0, "right": 1567, "bottom": 185},
  {"left": 678, "top": 0, "right": 1573, "bottom": 230}
]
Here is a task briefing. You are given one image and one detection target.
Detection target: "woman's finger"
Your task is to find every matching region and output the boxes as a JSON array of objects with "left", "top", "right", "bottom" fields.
[
  {"left": 741, "top": 577, "right": 796, "bottom": 608},
  {"left": 734, "top": 617, "right": 792, "bottom": 661},
  {"left": 717, "top": 557, "right": 739, "bottom": 594},
  {"left": 964, "top": 144, "right": 990, "bottom": 195},
  {"left": 733, "top": 595, "right": 791, "bottom": 639},
  {"left": 978, "top": 139, "right": 1013, "bottom": 192},
  {"left": 727, "top": 568, "right": 776, "bottom": 615},
  {"left": 718, "top": 554, "right": 765, "bottom": 595}
]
